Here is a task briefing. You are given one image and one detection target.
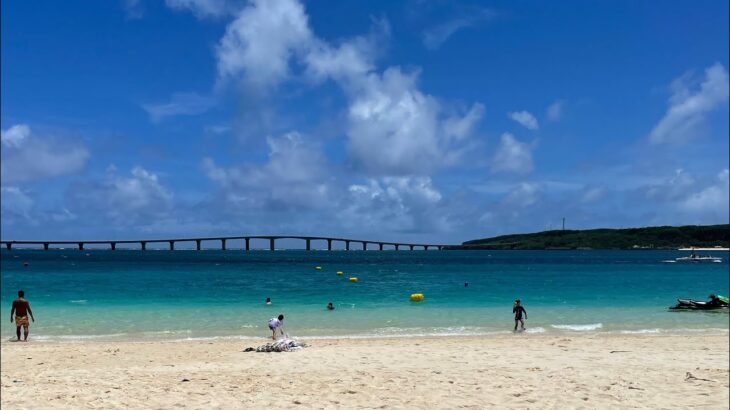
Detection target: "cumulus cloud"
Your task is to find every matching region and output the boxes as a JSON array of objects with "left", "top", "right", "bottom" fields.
[
  {"left": 216, "top": 0, "right": 312, "bottom": 90},
  {"left": 66, "top": 167, "right": 173, "bottom": 225},
  {"left": 202, "top": 131, "right": 334, "bottom": 210},
  {"left": 1, "top": 124, "right": 89, "bottom": 183},
  {"left": 421, "top": 9, "right": 495, "bottom": 50},
  {"left": 1, "top": 124, "right": 30, "bottom": 147},
  {"left": 546, "top": 100, "right": 562, "bottom": 122},
  {"left": 649, "top": 63, "right": 729, "bottom": 144},
  {"left": 213, "top": 0, "right": 483, "bottom": 175},
  {"left": 142, "top": 92, "right": 216, "bottom": 122},
  {"left": 508, "top": 110, "right": 539, "bottom": 130},
  {"left": 346, "top": 68, "right": 483, "bottom": 175},
  {"left": 342, "top": 176, "right": 449, "bottom": 234},
  {"left": 490, "top": 133, "right": 534, "bottom": 175},
  {"left": 680, "top": 169, "right": 729, "bottom": 216}
]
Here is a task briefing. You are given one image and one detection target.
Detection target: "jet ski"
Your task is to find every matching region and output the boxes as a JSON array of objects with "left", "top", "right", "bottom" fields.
[{"left": 670, "top": 294, "right": 729, "bottom": 310}]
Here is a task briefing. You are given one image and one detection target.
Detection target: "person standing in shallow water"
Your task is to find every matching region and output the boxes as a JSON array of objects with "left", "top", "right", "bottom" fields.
[
  {"left": 513, "top": 299, "right": 527, "bottom": 332},
  {"left": 10, "top": 290, "right": 35, "bottom": 341}
]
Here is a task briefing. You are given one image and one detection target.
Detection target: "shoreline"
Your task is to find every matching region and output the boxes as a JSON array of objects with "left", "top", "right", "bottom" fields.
[
  {"left": 3, "top": 325, "right": 728, "bottom": 344},
  {"left": 2, "top": 333, "right": 728, "bottom": 408}
]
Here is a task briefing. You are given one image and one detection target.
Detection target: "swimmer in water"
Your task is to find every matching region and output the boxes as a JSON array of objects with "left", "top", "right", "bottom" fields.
[
  {"left": 327, "top": 302, "right": 335, "bottom": 310},
  {"left": 265, "top": 297, "right": 272, "bottom": 305}
]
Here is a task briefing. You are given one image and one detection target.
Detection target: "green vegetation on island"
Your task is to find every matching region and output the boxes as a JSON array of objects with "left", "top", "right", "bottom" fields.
[{"left": 452, "top": 224, "right": 730, "bottom": 250}]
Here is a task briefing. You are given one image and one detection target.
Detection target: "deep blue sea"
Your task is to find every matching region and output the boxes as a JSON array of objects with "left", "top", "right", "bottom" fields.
[{"left": 1, "top": 249, "right": 728, "bottom": 341}]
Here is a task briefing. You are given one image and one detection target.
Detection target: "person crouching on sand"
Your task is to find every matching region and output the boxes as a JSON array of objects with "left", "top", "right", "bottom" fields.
[
  {"left": 268, "top": 314, "right": 284, "bottom": 340},
  {"left": 10, "top": 290, "right": 35, "bottom": 341},
  {"left": 513, "top": 299, "right": 527, "bottom": 332}
]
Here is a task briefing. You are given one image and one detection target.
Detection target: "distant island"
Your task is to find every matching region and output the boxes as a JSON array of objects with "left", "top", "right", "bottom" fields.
[{"left": 448, "top": 224, "right": 730, "bottom": 250}]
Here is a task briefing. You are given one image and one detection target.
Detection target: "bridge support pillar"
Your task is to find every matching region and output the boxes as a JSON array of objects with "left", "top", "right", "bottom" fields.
[
  {"left": 245, "top": 238, "right": 250, "bottom": 251},
  {"left": 345, "top": 241, "right": 350, "bottom": 251},
  {"left": 395, "top": 244, "right": 399, "bottom": 251},
  {"left": 270, "top": 238, "right": 275, "bottom": 251},
  {"left": 327, "top": 239, "right": 332, "bottom": 251},
  {"left": 110, "top": 242, "right": 116, "bottom": 251},
  {"left": 169, "top": 241, "right": 175, "bottom": 251},
  {"left": 44, "top": 243, "right": 49, "bottom": 251},
  {"left": 78, "top": 243, "right": 84, "bottom": 251},
  {"left": 379, "top": 243, "right": 383, "bottom": 251},
  {"left": 362, "top": 242, "right": 367, "bottom": 251},
  {"left": 141, "top": 242, "right": 147, "bottom": 251},
  {"left": 5, "top": 243, "right": 11, "bottom": 250},
  {"left": 221, "top": 239, "right": 226, "bottom": 251},
  {"left": 409, "top": 245, "right": 414, "bottom": 251},
  {"left": 306, "top": 239, "right": 311, "bottom": 251},
  {"left": 196, "top": 240, "right": 201, "bottom": 251},
  {"left": 424, "top": 245, "right": 429, "bottom": 251},
  {"left": 437, "top": 246, "right": 442, "bottom": 250}
]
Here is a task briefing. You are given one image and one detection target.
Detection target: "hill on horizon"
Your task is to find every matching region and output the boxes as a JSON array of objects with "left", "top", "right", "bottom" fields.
[{"left": 458, "top": 224, "right": 730, "bottom": 250}]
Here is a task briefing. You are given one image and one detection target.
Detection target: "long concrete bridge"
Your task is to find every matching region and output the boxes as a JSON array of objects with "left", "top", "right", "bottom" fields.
[{"left": 0, "top": 236, "right": 450, "bottom": 251}]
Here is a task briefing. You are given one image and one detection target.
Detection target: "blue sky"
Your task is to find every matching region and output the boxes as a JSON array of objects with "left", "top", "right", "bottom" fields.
[{"left": 2, "top": 0, "right": 728, "bottom": 244}]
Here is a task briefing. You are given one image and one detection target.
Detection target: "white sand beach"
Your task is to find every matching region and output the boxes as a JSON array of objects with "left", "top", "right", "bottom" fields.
[{"left": 2, "top": 333, "right": 728, "bottom": 409}]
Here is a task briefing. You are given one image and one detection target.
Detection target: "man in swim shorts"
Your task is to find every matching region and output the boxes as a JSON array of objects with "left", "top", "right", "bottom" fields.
[
  {"left": 268, "top": 314, "right": 284, "bottom": 340},
  {"left": 513, "top": 299, "right": 527, "bottom": 332},
  {"left": 10, "top": 290, "right": 35, "bottom": 341}
]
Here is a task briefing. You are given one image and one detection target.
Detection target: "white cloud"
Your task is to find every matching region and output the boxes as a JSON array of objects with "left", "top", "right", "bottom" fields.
[
  {"left": 213, "top": 0, "right": 483, "bottom": 175},
  {"left": 0, "top": 186, "right": 35, "bottom": 222},
  {"left": 1, "top": 124, "right": 30, "bottom": 147},
  {"left": 546, "top": 100, "right": 562, "bottom": 122},
  {"left": 443, "top": 103, "right": 485, "bottom": 141},
  {"left": 142, "top": 92, "right": 216, "bottom": 122},
  {"left": 202, "top": 131, "right": 333, "bottom": 210},
  {"left": 66, "top": 167, "right": 173, "bottom": 224},
  {"left": 680, "top": 169, "right": 729, "bottom": 214},
  {"left": 216, "top": 0, "right": 312, "bottom": 90},
  {"left": 165, "top": 0, "right": 232, "bottom": 18},
  {"left": 508, "top": 110, "right": 539, "bottom": 130},
  {"left": 649, "top": 63, "right": 729, "bottom": 144},
  {"left": 1, "top": 124, "right": 89, "bottom": 183},
  {"left": 342, "top": 176, "right": 447, "bottom": 234},
  {"left": 491, "top": 133, "right": 534, "bottom": 175},
  {"left": 421, "top": 9, "right": 494, "bottom": 50}
]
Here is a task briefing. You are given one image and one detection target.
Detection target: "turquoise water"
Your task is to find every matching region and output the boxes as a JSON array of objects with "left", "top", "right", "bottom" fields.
[{"left": 1, "top": 249, "right": 728, "bottom": 341}]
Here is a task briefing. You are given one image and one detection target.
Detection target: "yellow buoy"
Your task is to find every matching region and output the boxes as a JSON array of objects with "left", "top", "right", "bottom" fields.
[
  {"left": 336, "top": 271, "right": 344, "bottom": 275},
  {"left": 315, "top": 266, "right": 322, "bottom": 270},
  {"left": 410, "top": 293, "right": 425, "bottom": 302},
  {"left": 349, "top": 277, "right": 358, "bottom": 282}
]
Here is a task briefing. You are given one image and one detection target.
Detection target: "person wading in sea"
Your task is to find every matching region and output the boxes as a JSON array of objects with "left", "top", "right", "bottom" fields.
[
  {"left": 513, "top": 299, "right": 527, "bottom": 332},
  {"left": 10, "top": 290, "right": 35, "bottom": 341}
]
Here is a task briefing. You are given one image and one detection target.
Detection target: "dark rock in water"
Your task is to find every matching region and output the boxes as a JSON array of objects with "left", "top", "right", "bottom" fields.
[
  {"left": 243, "top": 347, "right": 255, "bottom": 352},
  {"left": 181, "top": 378, "right": 190, "bottom": 382}
]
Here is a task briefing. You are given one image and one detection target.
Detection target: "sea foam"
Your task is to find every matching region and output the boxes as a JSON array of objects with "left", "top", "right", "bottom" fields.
[{"left": 551, "top": 323, "right": 603, "bottom": 331}]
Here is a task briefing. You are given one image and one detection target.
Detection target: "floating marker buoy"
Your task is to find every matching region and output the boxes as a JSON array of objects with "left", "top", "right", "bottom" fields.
[
  {"left": 349, "top": 277, "right": 358, "bottom": 282},
  {"left": 410, "top": 293, "right": 424, "bottom": 302},
  {"left": 315, "top": 266, "right": 322, "bottom": 270},
  {"left": 336, "top": 271, "right": 344, "bottom": 275}
]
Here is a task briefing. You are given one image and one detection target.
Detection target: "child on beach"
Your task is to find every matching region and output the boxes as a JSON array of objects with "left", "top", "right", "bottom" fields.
[
  {"left": 10, "top": 290, "right": 35, "bottom": 341},
  {"left": 268, "top": 314, "right": 284, "bottom": 340},
  {"left": 513, "top": 299, "right": 527, "bottom": 332}
]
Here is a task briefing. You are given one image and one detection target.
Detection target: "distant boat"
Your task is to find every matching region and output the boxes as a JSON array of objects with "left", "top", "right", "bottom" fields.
[{"left": 675, "top": 251, "right": 722, "bottom": 263}]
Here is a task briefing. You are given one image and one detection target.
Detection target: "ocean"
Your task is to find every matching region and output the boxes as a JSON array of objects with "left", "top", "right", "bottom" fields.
[{"left": 1, "top": 249, "right": 728, "bottom": 341}]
